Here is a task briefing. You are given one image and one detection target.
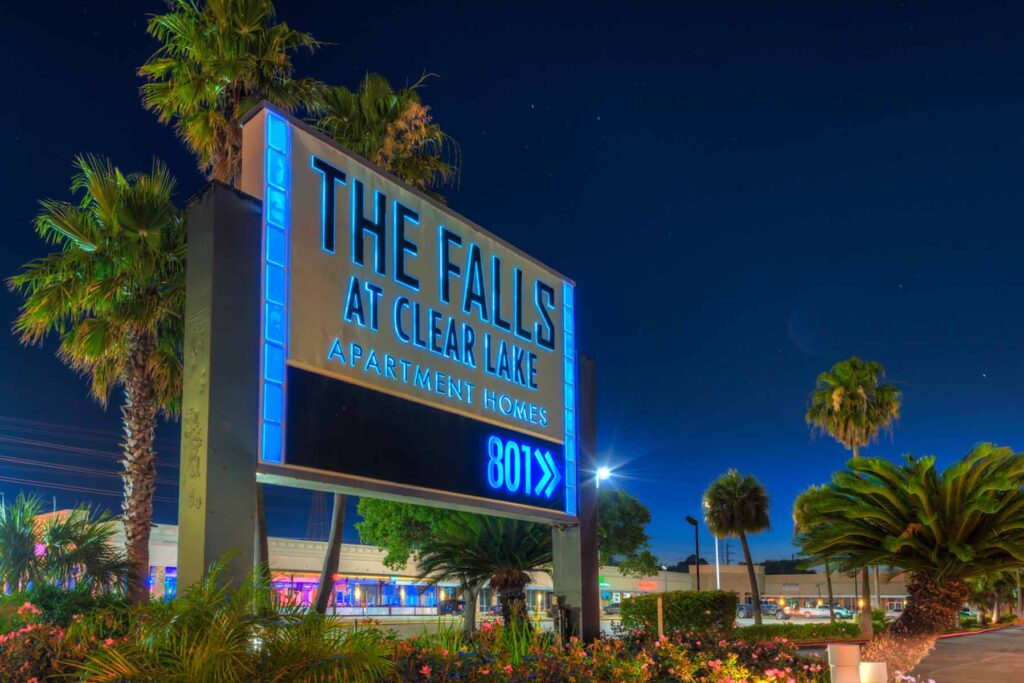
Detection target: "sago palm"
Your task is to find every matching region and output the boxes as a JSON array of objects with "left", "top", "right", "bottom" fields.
[
  {"left": 417, "top": 514, "right": 551, "bottom": 627},
  {"left": 806, "top": 356, "right": 901, "bottom": 636},
  {"left": 9, "top": 156, "right": 184, "bottom": 603},
  {"left": 312, "top": 73, "right": 459, "bottom": 198},
  {"left": 795, "top": 443, "right": 1024, "bottom": 634},
  {"left": 139, "top": 0, "right": 321, "bottom": 186},
  {"left": 703, "top": 470, "right": 770, "bottom": 625}
]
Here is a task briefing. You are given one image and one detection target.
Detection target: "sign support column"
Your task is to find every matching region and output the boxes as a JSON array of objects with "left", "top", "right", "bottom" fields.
[
  {"left": 552, "top": 355, "right": 600, "bottom": 641},
  {"left": 177, "top": 183, "right": 262, "bottom": 591}
]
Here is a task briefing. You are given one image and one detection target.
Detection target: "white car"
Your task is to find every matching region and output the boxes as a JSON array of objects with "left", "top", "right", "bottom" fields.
[{"left": 791, "top": 605, "right": 832, "bottom": 619}]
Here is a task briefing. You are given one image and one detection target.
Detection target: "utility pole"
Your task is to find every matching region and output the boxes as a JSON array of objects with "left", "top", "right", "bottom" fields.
[{"left": 685, "top": 516, "right": 700, "bottom": 591}]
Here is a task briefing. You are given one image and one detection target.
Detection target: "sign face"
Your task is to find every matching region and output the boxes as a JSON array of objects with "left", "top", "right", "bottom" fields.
[{"left": 241, "top": 107, "right": 577, "bottom": 518}]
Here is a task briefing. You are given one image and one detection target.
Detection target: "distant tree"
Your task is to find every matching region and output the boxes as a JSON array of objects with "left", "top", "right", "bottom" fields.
[
  {"left": 703, "top": 470, "right": 770, "bottom": 625},
  {"left": 139, "top": 0, "right": 321, "bottom": 186},
  {"left": 806, "top": 356, "right": 901, "bottom": 637},
  {"left": 665, "top": 555, "right": 708, "bottom": 573},
  {"left": 0, "top": 493, "right": 129, "bottom": 593},
  {"left": 9, "top": 156, "right": 184, "bottom": 604},
  {"left": 762, "top": 559, "right": 815, "bottom": 575},
  {"left": 596, "top": 488, "right": 658, "bottom": 576}
]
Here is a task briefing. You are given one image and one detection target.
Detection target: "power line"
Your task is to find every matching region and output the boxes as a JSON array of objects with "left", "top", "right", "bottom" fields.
[
  {"left": 0, "top": 473, "right": 176, "bottom": 504},
  {"left": 0, "top": 433, "right": 179, "bottom": 470},
  {"left": 0, "top": 453, "right": 178, "bottom": 487}
]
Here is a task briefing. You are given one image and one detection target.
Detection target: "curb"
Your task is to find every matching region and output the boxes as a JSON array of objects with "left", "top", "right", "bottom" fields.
[{"left": 935, "top": 623, "right": 1020, "bottom": 640}]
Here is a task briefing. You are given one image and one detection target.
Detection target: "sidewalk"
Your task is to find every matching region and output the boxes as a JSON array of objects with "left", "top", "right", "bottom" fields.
[{"left": 912, "top": 625, "right": 1024, "bottom": 682}]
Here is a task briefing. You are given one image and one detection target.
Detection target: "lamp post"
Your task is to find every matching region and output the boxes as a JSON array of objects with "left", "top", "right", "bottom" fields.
[
  {"left": 596, "top": 466, "right": 612, "bottom": 488},
  {"left": 685, "top": 515, "right": 700, "bottom": 591}
]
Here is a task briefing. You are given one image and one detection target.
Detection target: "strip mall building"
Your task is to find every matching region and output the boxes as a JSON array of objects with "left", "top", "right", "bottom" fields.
[{"left": 142, "top": 521, "right": 908, "bottom": 614}]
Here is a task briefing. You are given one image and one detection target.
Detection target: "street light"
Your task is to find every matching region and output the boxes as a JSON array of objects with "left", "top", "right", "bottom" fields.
[
  {"left": 685, "top": 515, "right": 700, "bottom": 591},
  {"left": 596, "top": 466, "right": 612, "bottom": 488}
]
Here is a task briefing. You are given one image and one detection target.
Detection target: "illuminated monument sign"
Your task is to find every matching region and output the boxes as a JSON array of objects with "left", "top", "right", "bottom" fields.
[{"left": 239, "top": 107, "right": 577, "bottom": 520}]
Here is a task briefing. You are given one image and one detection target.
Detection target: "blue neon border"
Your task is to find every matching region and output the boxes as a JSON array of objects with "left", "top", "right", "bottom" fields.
[
  {"left": 563, "top": 283, "right": 577, "bottom": 516},
  {"left": 259, "top": 112, "right": 291, "bottom": 464}
]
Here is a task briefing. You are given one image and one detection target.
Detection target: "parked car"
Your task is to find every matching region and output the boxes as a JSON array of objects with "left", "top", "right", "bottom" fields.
[
  {"left": 791, "top": 605, "right": 831, "bottom": 619},
  {"left": 737, "top": 602, "right": 788, "bottom": 620},
  {"left": 487, "top": 603, "right": 535, "bottom": 615},
  {"left": 831, "top": 605, "right": 855, "bottom": 619},
  {"left": 603, "top": 602, "right": 622, "bottom": 615},
  {"left": 885, "top": 605, "right": 905, "bottom": 622},
  {"left": 438, "top": 599, "right": 465, "bottom": 615}
]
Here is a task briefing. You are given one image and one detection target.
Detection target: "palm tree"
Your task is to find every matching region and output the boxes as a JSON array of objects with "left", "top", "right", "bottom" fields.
[
  {"left": 793, "top": 485, "right": 835, "bottom": 621},
  {"left": 795, "top": 444, "right": 1024, "bottom": 634},
  {"left": 311, "top": 73, "right": 459, "bottom": 199},
  {"left": 9, "top": 156, "right": 184, "bottom": 603},
  {"left": 417, "top": 514, "right": 552, "bottom": 628},
  {"left": 703, "top": 470, "right": 770, "bottom": 625},
  {"left": 139, "top": 0, "right": 320, "bottom": 186},
  {"left": 806, "top": 356, "right": 901, "bottom": 636},
  {"left": 0, "top": 492, "right": 129, "bottom": 593}
]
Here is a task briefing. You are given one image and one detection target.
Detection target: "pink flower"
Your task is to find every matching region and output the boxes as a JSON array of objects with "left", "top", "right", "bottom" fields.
[
  {"left": 17, "top": 602, "right": 40, "bottom": 616},
  {"left": 480, "top": 668, "right": 490, "bottom": 675},
  {"left": 504, "top": 664, "right": 513, "bottom": 674},
  {"left": 420, "top": 665, "right": 431, "bottom": 677},
  {"left": 481, "top": 622, "right": 493, "bottom": 632}
]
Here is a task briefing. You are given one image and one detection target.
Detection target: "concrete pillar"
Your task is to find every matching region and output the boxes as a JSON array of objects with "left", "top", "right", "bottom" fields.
[
  {"left": 177, "top": 183, "right": 262, "bottom": 592},
  {"left": 152, "top": 566, "right": 167, "bottom": 602},
  {"left": 552, "top": 355, "right": 600, "bottom": 641}
]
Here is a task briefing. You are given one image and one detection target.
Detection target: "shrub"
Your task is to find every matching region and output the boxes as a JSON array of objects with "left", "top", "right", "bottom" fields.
[
  {"left": 620, "top": 590, "right": 736, "bottom": 634},
  {"left": 959, "top": 615, "right": 978, "bottom": 628},
  {"left": 996, "top": 612, "right": 1018, "bottom": 624},
  {"left": 871, "top": 608, "right": 887, "bottom": 634},
  {"left": 737, "top": 622, "right": 861, "bottom": 642}
]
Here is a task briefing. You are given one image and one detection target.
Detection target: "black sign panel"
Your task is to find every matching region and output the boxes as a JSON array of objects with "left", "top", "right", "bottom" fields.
[{"left": 285, "top": 367, "right": 567, "bottom": 513}]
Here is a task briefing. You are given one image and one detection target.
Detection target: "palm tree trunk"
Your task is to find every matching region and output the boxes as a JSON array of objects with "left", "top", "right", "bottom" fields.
[
  {"left": 860, "top": 567, "right": 873, "bottom": 637},
  {"left": 825, "top": 560, "right": 835, "bottom": 622},
  {"left": 461, "top": 582, "right": 479, "bottom": 634},
  {"left": 738, "top": 531, "right": 762, "bottom": 625},
  {"left": 255, "top": 484, "right": 269, "bottom": 569},
  {"left": 314, "top": 493, "right": 346, "bottom": 614},
  {"left": 121, "top": 332, "right": 158, "bottom": 605}
]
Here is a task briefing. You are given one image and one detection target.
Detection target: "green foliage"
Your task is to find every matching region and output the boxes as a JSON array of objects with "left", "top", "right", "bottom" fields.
[
  {"left": 0, "top": 584, "right": 125, "bottom": 629},
  {"left": 0, "top": 493, "right": 129, "bottom": 594},
  {"left": 597, "top": 487, "right": 658, "bottom": 575},
  {"left": 959, "top": 614, "right": 978, "bottom": 628},
  {"left": 139, "top": 0, "right": 321, "bottom": 185},
  {"left": 70, "top": 561, "right": 394, "bottom": 682},
  {"left": 620, "top": 590, "right": 736, "bottom": 634},
  {"left": 805, "top": 356, "right": 901, "bottom": 455},
  {"left": 795, "top": 444, "right": 1024, "bottom": 582},
  {"left": 312, "top": 73, "right": 459, "bottom": 197},
  {"left": 355, "top": 499, "right": 455, "bottom": 570},
  {"left": 871, "top": 609, "right": 887, "bottom": 634},
  {"left": 736, "top": 621, "right": 861, "bottom": 642}
]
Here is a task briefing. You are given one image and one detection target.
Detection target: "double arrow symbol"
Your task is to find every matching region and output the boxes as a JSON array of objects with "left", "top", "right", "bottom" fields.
[{"left": 533, "top": 449, "right": 562, "bottom": 498}]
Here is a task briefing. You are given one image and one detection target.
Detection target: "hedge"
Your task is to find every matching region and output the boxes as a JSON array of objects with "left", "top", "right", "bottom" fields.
[
  {"left": 620, "top": 591, "right": 736, "bottom": 634},
  {"left": 736, "top": 622, "right": 861, "bottom": 642}
]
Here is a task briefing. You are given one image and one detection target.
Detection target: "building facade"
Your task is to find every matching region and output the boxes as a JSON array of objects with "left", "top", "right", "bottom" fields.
[{"left": 141, "top": 521, "right": 907, "bottom": 614}]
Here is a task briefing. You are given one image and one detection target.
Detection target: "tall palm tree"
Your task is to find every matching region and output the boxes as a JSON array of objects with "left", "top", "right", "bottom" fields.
[
  {"left": 139, "top": 0, "right": 321, "bottom": 186},
  {"left": 793, "top": 485, "right": 836, "bottom": 621},
  {"left": 9, "top": 156, "right": 184, "bottom": 603},
  {"left": 312, "top": 73, "right": 459, "bottom": 199},
  {"left": 806, "top": 356, "right": 901, "bottom": 636},
  {"left": 0, "top": 492, "right": 129, "bottom": 593},
  {"left": 795, "top": 444, "right": 1024, "bottom": 634},
  {"left": 703, "top": 470, "right": 770, "bottom": 625},
  {"left": 417, "top": 514, "right": 552, "bottom": 628}
]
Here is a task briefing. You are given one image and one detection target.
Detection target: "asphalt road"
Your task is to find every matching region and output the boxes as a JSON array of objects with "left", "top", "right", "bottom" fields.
[{"left": 912, "top": 626, "right": 1024, "bottom": 682}]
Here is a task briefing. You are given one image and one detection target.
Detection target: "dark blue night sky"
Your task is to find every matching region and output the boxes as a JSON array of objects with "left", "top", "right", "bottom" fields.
[{"left": 1, "top": 2, "right": 1022, "bottom": 565}]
